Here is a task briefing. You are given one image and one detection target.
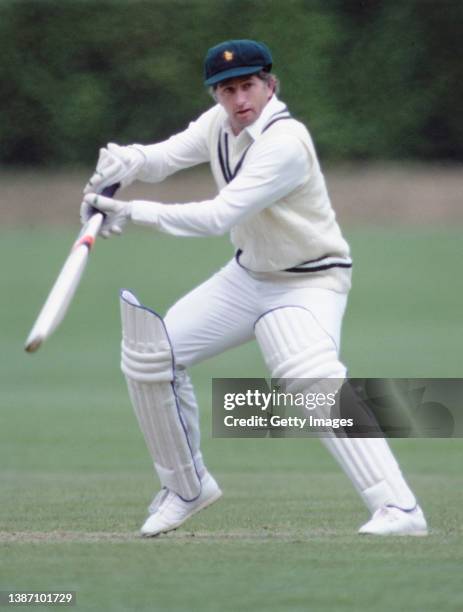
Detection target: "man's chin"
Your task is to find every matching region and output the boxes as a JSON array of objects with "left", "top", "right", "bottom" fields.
[{"left": 236, "top": 112, "right": 255, "bottom": 127}]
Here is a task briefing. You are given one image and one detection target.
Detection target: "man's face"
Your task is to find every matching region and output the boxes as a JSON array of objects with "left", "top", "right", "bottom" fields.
[{"left": 215, "top": 74, "right": 274, "bottom": 135}]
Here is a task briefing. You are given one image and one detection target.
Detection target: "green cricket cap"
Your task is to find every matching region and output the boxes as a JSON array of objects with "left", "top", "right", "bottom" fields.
[{"left": 204, "top": 39, "right": 272, "bottom": 86}]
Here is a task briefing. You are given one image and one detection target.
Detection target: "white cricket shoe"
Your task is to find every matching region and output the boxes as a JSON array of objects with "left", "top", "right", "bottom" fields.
[
  {"left": 140, "top": 472, "right": 222, "bottom": 537},
  {"left": 358, "top": 504, "right": 428, "bottom": 536}
]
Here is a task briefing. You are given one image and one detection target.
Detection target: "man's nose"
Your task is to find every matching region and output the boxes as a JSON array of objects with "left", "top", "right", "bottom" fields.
[{"left": 235, "top": 89, "right": 247, "bottom": 106}]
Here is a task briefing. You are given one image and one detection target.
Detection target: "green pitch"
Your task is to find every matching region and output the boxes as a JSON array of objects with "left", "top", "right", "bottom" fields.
[{"left": 1, "top": 226, "right": 462, "bottom": 611}]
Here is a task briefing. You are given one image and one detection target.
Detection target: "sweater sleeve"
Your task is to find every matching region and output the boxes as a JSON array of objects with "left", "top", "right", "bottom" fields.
[
  {"left": 130, "top": 134, "right": 309, "bottom": 237},
  {"left": 132, "top": 106, "right": 221, "bottom": 183}
]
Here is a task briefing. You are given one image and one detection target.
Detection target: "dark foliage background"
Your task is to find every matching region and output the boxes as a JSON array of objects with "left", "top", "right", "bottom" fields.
[{"left": 1, "top": 0, "right": 462, "bottom": 165}]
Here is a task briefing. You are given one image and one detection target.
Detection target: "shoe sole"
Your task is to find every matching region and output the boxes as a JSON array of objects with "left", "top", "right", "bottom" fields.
[
  {"left": 359, "top": 529, "right": 428, "bottom": 537},
  {"left": 141, "top": 489, "right": 223, "bottom": 538}
]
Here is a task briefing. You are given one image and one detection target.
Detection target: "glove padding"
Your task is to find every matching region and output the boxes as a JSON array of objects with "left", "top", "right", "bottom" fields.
[
  {"left": 84, "top": 143, "right": 145, "bottom": 195},
  {"left": 81, "top": 192, "right": 133, "bottom": 238}
]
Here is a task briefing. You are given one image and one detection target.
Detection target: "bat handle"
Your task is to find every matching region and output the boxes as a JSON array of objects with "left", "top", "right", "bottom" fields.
[
  {"left": 88, "top": 182, "right": 120, "bottom": 219},
  {"left": 77, "top": 182, "right": 121, "bottom": 244},
  {"left": 101, "top": 183, "right": 120, "bottom": 198}
]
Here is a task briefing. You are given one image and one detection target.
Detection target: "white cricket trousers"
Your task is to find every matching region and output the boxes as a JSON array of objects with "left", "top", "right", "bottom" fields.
[
  {"left": 164, "top": 257, "right": 344, "bottom": 475},
  {"left": 165, "top": 258, "right": 346, "bottom": 367},
  {"left": 162, "top": 258, "right": 416, "bottom": 512}
]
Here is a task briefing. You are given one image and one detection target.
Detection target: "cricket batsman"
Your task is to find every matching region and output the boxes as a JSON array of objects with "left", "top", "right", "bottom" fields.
[{"left": 81, "top": 40, "right": 428, "bottom": 537}]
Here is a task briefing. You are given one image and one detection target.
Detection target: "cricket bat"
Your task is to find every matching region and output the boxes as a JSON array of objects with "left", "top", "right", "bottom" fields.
[{"left": 24, "top": 183, "right": 119, "bottom": 353}]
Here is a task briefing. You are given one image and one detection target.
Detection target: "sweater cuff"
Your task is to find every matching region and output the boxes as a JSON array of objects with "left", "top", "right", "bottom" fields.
[
  {"left": 130, "top": 200, "right": 161, "bottom": 227},
  {"left": 130, "top": 144, "right": 165, "bottom": 183}
]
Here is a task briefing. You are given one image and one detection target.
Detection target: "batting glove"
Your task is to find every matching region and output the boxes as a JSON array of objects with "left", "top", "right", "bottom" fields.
[
  {"left": 84, "top": 143, "right": 146, "bottom": 195},
  {"left": 81, "top": 192, "right": 133, "bottom": 238}
]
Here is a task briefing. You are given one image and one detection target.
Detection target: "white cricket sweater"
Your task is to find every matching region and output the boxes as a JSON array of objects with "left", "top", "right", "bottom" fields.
[{"left": 131, "top": 96, "right": 352, "bottom": 292}]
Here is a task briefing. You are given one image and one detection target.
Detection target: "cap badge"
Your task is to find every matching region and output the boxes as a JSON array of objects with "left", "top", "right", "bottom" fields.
[{"left": 223, "top": 50, "right": 234, "bottom": 61}]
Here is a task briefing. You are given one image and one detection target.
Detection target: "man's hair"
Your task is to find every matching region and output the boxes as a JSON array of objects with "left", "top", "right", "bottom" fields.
[
  {"left": 256, "top": 70, "right": 280, "bottom": 94},
  {"left": 209, "top": 70, "right": 280, "bottom": 99}
]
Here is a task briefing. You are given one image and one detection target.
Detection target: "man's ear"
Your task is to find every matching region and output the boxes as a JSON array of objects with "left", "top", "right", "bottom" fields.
[{"left": 268, "top": 76, "right": 276, "bottom": 97}]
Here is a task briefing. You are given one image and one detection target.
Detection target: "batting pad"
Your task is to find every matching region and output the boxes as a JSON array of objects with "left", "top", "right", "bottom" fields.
[
  {"left": 255, "top": 306, "right": 346, "bottom": 381},
  {"left": 255, "top": 306, "right": 416, "bottom": 512},
  {"left": 120, "top": 290, "right": 201, "bottom": 501},
  {"left": 320, "top": 435, "right": 416, "bottom": 511}
]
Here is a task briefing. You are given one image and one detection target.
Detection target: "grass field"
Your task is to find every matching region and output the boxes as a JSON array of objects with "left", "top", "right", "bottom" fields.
[{"left": 1, "top": 223, "right": 463, "bottom": 611}]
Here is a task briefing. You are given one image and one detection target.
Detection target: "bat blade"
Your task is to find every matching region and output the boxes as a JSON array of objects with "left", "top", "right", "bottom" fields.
[
  {"left": 24, "top": 213, "right": 103, "bottom": 353},
  {"left": 24, "top": 183, "right": 119, "bottom": 353}
]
